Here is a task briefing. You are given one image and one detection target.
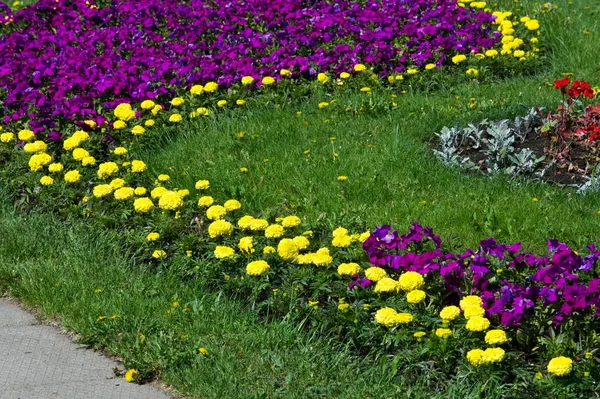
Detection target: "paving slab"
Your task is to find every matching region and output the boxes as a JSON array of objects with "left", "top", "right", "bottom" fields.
[{"left": 0, "top": 299, "right": 172, "bottom": 399}]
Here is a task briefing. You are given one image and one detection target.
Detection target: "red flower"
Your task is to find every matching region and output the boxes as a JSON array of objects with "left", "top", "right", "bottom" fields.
[
  {"left": 554, "top": 77, "right": 570, "bottom": 90},
  {"left": 567, "top": 80, "right": 594, "bottom": 99}
]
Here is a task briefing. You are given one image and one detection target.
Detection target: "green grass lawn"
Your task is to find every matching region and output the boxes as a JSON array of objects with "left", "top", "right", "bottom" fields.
[{"left": 2, "top": 0, "right": 600, "bottom": 398}]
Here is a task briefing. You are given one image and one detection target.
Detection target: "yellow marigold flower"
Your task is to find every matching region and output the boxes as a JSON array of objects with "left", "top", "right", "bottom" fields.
[
  {"left": 332, "top": 227, "right": 348, "bottom": 238},
  {"left": 467, "top": 349, "right": 485, "bottom": 365},
  {"left": 339, "top": 72, "right": 350, "bottom": 79},
  {"left": 81, "top": 155, "right": 95, "bottom": 167},
  {"left": 278, "top": 238, "right": 299, "bottom": 262},
  {"left": 439, "top": 306, "right": 461, "bottom": 321},
  {"left": 375, "top": 307, "right": 399, "bottom": 327},
  {"left": 198, "top": 347, "right": 209, "bottom": 355},
  {"left": 171, "top": 97, "right": 184, "bottom": 106},
  {"left": 262, "top": 76, "right": 275, "bottom": 85},
  {"left": 332, "top": 235, "right": 351, "bottom": 247},
  {"left": 238, "top": 236, "right": 254, "bottom": 254},
  {"left": 18, "top": 129, "right": 35, "bottom": 142},
  {"left": 196, "top": 107, "right": 210, "bottom": 116},
  {"left": 206, "top": 205, "right": 227, "bottom": 220},
  {"left": 236, "top": 99, "right": 245, "bottom": 105},
  {"left": 406, "top": 290, "right": 426, "bottom": 304},
  {"left": 131, "top": 125, "right": 145, "bottom": 135},
  {"left": 158, "top": 191, "right": 184, "bottom": 210},
  {"left": 47, "top": 163, "right": 63, "bottom": 173},
  {"left": 93, "top": 184, "right": 113, "bottom": 198},
  {"left": 485, "top": 49, "right": 498, "bottom": 57},
  {"left": 407, "top": 68, "right": 418, "bottom": 75},
  {"left": 246, "top": 260, "right": 270, "bottom": 276},
  {"left": 114, "top": 103, "right": 135, "bottom": 121},
  {"left": 195, "top": 179, "right": 210, "bottom": 190},
  {"left": 337, "top": 175, "right": 348, "bottom": 181},
  {"left": 466, "top": 68, "right": 479, "bottom": 78},
  {"left": 241, "top": 76, "right": 255, "bottom": 85},
  {"left": 463, "top": 305, "right": 485, "bottom": 319},
  {"left": 318, "top": 102, "right": 329, "bottom": 109},
  {"left": 130, "top": 160, "right": 147, "bottom": 173},
  {"left": 0, "top": 132, "right": 15, "bottom": 143},
  {"left": 237, "top": 215, "right": 255, "bottom": 229},
  {"left": 24, "top": 140, "right": 47, "bottom": 153},
  {"left": 460, "top": 295, "right": 483, "bottom": 309},
  {"left": 113, "top": 147, "right": 128, "bottom": 155},
  {"left": 217, "top": 100, "right": 227, "bottom": 107},
  {"left": 360, "top": 87, "right": 371, "bottom": 93},
  {"left": 124, "top": 369, "right": 138, "bottom": 382},
  {"left": 281, "top": 215, "right": 301, "bottom": 228},
  {"left": 374, "top": 277, "right": 399, "bottom": 294},
  {"left": 40, "top": 176, "right": 54, "bottom": 186},
  {"left": 465, "top": 316, "right": 491, "bottom": 332},
  {"left": 114, "top": 120, "right": 127, "bottom": 129},
  {"left": 110, "top": 178, "right": 126, "bottom": 189},
  {"left": 485, "top": 330, "right": 508, "bottom": 345},
  {"left": 317, "top": 73, "right": 329, "bottom": 84},
  {"left": 151, "top": 186, "right": 168, "bottom": 199},
  {"left": 134, "top": 197, "right": 154, "bottom": 213},
  {"left": 208, "top": 220, "right": 233, "bottom": 238},
  {"left": 292, "top": 235, "right": 310, "bottom": 250},
  {"left": 513, "top": 50, "right": 525, "bottom": 58},
  {"left": 265, "top": 224, "right": 285, "bottom": 239},
  {"left": 398, "top": 271, "right": 425, "bottom": 291},
  {"left": 157, "top": 174, "right": 169, "bottom": 182},
  {"left": 354, "top": 64, "right": 366, "bottom": 72},
  {"left": 97, "top": 162, "right": 119, "bottom": 179},
  {"left": 452, "top": 54, "right": 467, "bottom": 64},
  {"left": 414, "top": 331, "right": 426, "bottom": 338},
  {"left": 263, "top": 246, "right": 276, "bottom": 254},
  {"left": 425, "top": 63, "right": 436, "bottom": 70},
  {"left": 151, "top": 105, "right": 162, "bottom": 116},
  {"left": 198, "top": 196, "right": 214, "bottom": 207},
  {"left": 224, "top": 199, "right": 241, "bottom": 212},
  {"left": 214, "top": 245, "right": 235, "bottom": 259},
  {"left": 64, "top": 170, "right": 81, "bottom": 183},
  {"left": 436, "top": 328, "right": 452, "bottom": 338},
  {"left": 359, "top": 231, "right": 370, "bottom": 242},
  {"left": 72, "top": 148, "right": 89, "bottom": 161},
  {"left": 28, "top": 153, "right": 52, "bottom": 171},
  {"left": 364, "top": 267, "right": 387, "bottom": 281},
  {"left": 152, "top": 250, "right": 167, "bottom": 259},
  {"left": 146, "top": 232, "right": 160, "bottom": 241},
  {"left": 547, "top": 357, "right": 573, "bottom": 376},
  {"left": 525, "top": 19, "right": 539, "bottom": 30},
  {"left": 337, "top": 262, "right": 361, "bottom": 276},
  {"left": 141, "top": 100, "right": 155, "bottom": 109},
  {"left": 280, "top": 69, "right": 291, "bottom": 76},
  {"left": 169, "top": 114, "right": 182, "bottom": 123},
  {"left": 114, "top": 187, "right": 135, "bottom": 201},
  {"left": 177, "top": 189, "right": 189, "bottom": 198},
  {"left": 482, "top": 348, "right": 505, "bottom": 364},
  {"left": 250, "top": 218, "right": 269, "bottom": 231},
  {"left": 187, "top": 85, "right": 204, "bottom": 97}
]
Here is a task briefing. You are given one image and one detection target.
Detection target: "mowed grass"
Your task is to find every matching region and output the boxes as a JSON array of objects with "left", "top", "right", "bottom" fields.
[{"left": 139, "top": 0, "right": 600, "bottom": 253}]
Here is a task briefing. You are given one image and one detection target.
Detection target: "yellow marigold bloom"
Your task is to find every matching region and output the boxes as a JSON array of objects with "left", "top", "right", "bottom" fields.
[
  {"left": 250, "top": 218, "right": 269, "bottom": 231},
  {"left": 114, "top": 120, "right": 127, "bottom": 129},
  {"left": 152, "top": 250, "right": 167, "bottom": 259},
  {"left": 224, "top": 199, "right": 241, "bottom": 212},
  {"left": 24, "top": 140, "right": 47, "bottom": 153},
  {"left": 292, "top": 235, "right": 310, "bottom": 250},
  {"left": 465, "top": 316, "right": 490, "bottom": 332},
  {"left": 547, "top": 357, "right": 573, "bottom": 376},
  {"left": 47, "top": 163, "right": 63, "bottom": 173},
  {"left": 214, "top": 245, "right": 235, "bottom": 259},
  {"left": 146, "top": 232, "right": 160, "bottom": 241},
  {"left": 124, "top": 369, "right": 138, "bottom": 382},
  {"left": 28, "top": 153, "right": 52, "bottom": 171},
  {"left": 198, "top": 347, "right": 209, "bottom": 355},
  {"left": 452, "top": 54, "right": 467, "bottom": 64},
  {"left": 525, "top": 19, "right": 539, "bottom": 30},
  {"left": 482, "top": 348, "right": 505, "bottom": 364},
  {"left": 177, "top": 189, "right": 189, "bottom": 198},
  {"left": 278, "top": 238, "right": 299, "bottom": 262},
  {"left": 337, "top": 262, "right": 361, "bottom": 276},
  {"left": 263, "top": 246, "right": 276, "bottom": 254},
  {"left": 241, "top": 76, "right": 255, "bottom": 85},
  {"left": 513, "top": 50, "right": 525, "bottom": 58},
  {"left": 463, "top": 305, "right": 485, "bottom": 319},
  {"left": 364, "top": 267, "right": 387, "bottom": 281},
  {"left": 407, "top": 68, "right": 418, "bottom": 75},
  {"left": 466, "top": 68, "right": 479, "bottom": 78},
  {"left": 169, "top": 114, "right": 182, "bottom": 123},
  {"left": 110, "top": 178, "right": 126, "bottom": 189},
  {"left": 195, "top": 179, "right": 210, "bottom": 190},
  {"left": 114, "top": 103, "right": 135, "bottom": 121},
  {"left": 238, "top": 236, "right": 254, "bottom": 254},
  {"left": 0, "top": 132, "right": 15, "bottom": 143},
  {"left": 64, "top": 170, "right": 81, "bottom": 183},
  {"left": 237, "top": 215, "right": 255, "bottom": 229},
  {"left": 280, "top": 69, "right": 291, "bottom": 76},
  {"left": 151, "top": 186, "right": 168, "bottom": 199},
  {"left": 375, "top": 307, "right": 400, "bottom": 327},
  {"left": 354, "top": 64, "right": 366, "bottom": 72},
  {"left": 133, "top": 197, "right": 154, "bottom": 213},
  {"left": 206, "top": 205, "right": 227, "bottom": 220},
  {"left": 312, "top": 248, "right": 333, "bottom": 266},
  {"left": 460, "top": 295, "right": 483, "bottom": 309},
  {"left": 374, "top": 277, "right": 399, "bottom": 294},
  {"left": 485, "top": 330, "right": 508, "bottom": 345},
  {"left": 436, "top": 328, "right": 452, "bottom": 338},
  {"left": 171, "top": 97, "right": 184, "bottom": 106},
  {"left": 318, "top": 102, "right": 329, "bottom": 109},
  {"left": 18, "top": 129, "right": 35, "bottom": 142},
  {"left": 339, "top": 72, "right": 350, "bottom": 79},
  {"left": 97, "top": 162, "right": 119, "bottom": 179},
  {"left": 134, "top": 187, "right": 147, "bottom": 196},
  {"left": 81, "top": 155, "right": 95, "bottom": 166},
  {"left": 159, "top": 191, "right": 184, "bottom": 210},
  {"left": 114, "top": 187, "right": 135, "bottom": 201},
  {"left": 113, "top": 147, "right": 128, "bottom": 155},
  {"left": 246, "top": 260, "right": 270, "bottom": 276},
  {"left": 208, "top": 220, "right": 233, "bottom": 238},
  {"left": 151, "top": 105, "right": 162, "bottom": 116},
  {"left": 265, "top": 224, "right": 285, "bottom": 239},
  {"left": 425, "top": 63, "right": 436, "bottom": 70},
  {"left": 236, "top": 99, "right": 245, "bottom": 105},
  {"left": 332, "top": 227, "right": 348, "bottom": 238},
  {"left": 196, "top": 107, "right": 210, "bottom": 116},
  {"left": 359, "top": 231, "right": 370, "bottom": 242},
  {"left": 337, "top": 175, "right": 348, "bottom": 181},
  {"left": 406, "top": 290, "right": 426, "bottom": 304},
  {"left": 281, "top": 215, "right": 301, "bottom": 228},
  {"left": 72, "top": 148, "right": 89, "bottom": 161},
  {"left": 360, "top": 87, "right": 370, "bottom": 92},
  {"left": 217, "top": 100, "right": 227, "bottom": 107},
  {"left": 338, "top": 303, "right": 350, "bottom": 312},
  {"left": 262, "top": 76, "right": 275, "bottom": 85},
  {"left": 198, "top": 196, "right": 214, "bottom": 207},
  {"left": 467, "top": 349, "right": 485, "bottom": 365},
  {"left": 398, "top": 271, "right": 425, "bottom": 291},
  {"left": 439, "top": 305, "right": 461, "bottom": 321},
  {"left": 93, "top": 184, "right": 113, "bottom": 198},
  {"left": 332, "top": 235, "right": 352, "bottom": 248},
  {"left": 414, "top": 331, "right": 426, "bottom": 338},
  {"left": 157, "top": 174, "right": 170, "bottom": 182},
  {"left": 40, "top": 176, "right": 54, "bottom": 186},
  {"left": 190, "top": 85, "right": 204, "bottom": 95},
  {"left": 141, "top": 100, "right": 155, "bottom": 110},
  {"left": 317, "top": 73, "right": 329, "bottom": 84},
  {"left": 131, "top": 125, "right": 145, "bottom": 136},
  {"left": 130, "top": 160, "right": 147, "bottom": 173}
]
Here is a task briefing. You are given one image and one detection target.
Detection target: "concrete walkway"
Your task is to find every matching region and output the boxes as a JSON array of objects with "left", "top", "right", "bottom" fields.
[{"left": 0, "top": 299, "right": 172, "bottom": 399}]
